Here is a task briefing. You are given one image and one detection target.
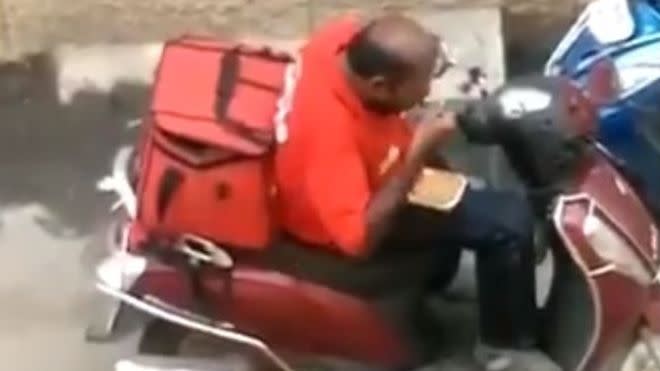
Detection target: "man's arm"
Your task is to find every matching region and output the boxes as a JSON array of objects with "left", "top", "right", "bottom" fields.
[
  {"left": 304, "top": 116, "right": 422, "bottom": 257},
  {"left": 365, "top": 112, "right": 457, "bottom": 251},
  {"left": 305, "top": 112, "right": 456, "bottom": 258},
  {"left": 363, "top": 146, "right": 426, "bottom": 252},
  {"left": 304, "top": 120, "right": 372, "bottom": 257}
]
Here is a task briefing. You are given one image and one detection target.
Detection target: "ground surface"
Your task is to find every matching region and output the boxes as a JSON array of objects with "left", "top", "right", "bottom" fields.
[{"left": 0, "top": 56, "right": 147, "bottom": 371}]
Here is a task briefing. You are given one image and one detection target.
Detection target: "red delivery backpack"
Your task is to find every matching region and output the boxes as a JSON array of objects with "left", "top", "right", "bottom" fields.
[{"left": 135, "top": 36, "right": 294, "bottom": 250}]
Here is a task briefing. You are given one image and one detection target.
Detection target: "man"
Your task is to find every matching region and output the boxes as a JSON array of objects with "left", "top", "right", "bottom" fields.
[{"left": 275, "top": 12, "right": 560, "bottom": 371}]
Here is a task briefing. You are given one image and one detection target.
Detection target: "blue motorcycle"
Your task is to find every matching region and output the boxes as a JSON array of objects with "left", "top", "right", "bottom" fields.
[{"left": 545, "top": 0, "right": 660, "bottom": 211}]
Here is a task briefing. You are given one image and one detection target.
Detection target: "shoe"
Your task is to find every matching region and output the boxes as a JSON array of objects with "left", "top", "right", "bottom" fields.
[{"left": 474, "top": 343, "right": 563, "bottom": 371}]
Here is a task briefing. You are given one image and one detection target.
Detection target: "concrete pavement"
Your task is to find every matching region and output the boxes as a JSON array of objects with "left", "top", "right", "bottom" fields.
[
  {"left": 0, "top": 55, "right": 146, "bottom": 370},
  {"left": 0, "top": 206, "right": 141, "bottom": 371}
]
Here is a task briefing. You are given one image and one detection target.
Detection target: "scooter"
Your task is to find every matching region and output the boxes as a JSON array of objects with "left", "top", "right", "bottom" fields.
[
  {"left": 545, "top": 0, "right": 660, "bottom": 215},
  {"left": 86, "top": 64, "right": 660, "bottom": 370}
]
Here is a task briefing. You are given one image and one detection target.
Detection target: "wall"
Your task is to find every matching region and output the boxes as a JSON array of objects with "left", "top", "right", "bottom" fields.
[
  {"left": 46, "top": 7, "right": 505, "bottom": 105},
  {"left": 0, "top": 0, "right": 585, "bottom": 60}
]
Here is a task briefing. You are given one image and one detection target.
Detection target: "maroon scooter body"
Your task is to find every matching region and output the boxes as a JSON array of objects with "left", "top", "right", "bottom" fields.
[
  {"left": 124, "top": 237, "right": 413, "bottom": 367},
  {"left": 552, "top": 151, "right": 660, "bottom": 370},
  {"left": 90, "top": 71, "right": 660, "bottom": 371}
]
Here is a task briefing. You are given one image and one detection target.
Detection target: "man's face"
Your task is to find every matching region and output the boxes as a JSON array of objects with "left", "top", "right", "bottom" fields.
[
  {"left": 363, "top": 42, "right": 444, "bottom": 114},
  {"left": 392, "top": 52, "right": 439, "bottom": 110}
]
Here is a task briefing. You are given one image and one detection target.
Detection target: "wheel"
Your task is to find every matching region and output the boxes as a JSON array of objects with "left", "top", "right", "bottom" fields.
[
  {"left": 138, "top": 319, "right": 273, "bottom": 369},
  {"left": 138, "top": 319, "right": 188, "bottom": 355},
  {"left": 138, "top": 320, "right": 250, "bottom": 357},
  {"left": 138, "top": 320, "right": 383, "bottom": 371}
]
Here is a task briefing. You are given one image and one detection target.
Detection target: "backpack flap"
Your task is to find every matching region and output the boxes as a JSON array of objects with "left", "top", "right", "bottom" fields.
[{"left": 151, "top": 37, "right": 291, "bottom": 155}]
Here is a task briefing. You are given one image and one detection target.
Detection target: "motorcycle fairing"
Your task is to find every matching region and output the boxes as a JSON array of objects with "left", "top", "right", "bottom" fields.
[
  {"left": 545, "top": 0, "right": 660, "bottom": 78},
  {"left": 544, "top": 0, "right": 660, "bottom": 206},
  {"left": 552, "top": 155, "right": 658, "bottom": 370}
]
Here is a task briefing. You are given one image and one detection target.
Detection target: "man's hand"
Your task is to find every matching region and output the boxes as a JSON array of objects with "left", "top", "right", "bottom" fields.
[
  {"left": 363, "top": 106, "right": 456, "bottom": 256},
  {"left": 409, "top": 109, "right": 457, "bottom": 161}
]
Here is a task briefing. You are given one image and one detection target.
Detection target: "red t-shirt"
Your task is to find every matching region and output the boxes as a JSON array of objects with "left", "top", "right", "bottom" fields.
[{"left": 275, "top": 16, "right": 413, "bottom": 257}]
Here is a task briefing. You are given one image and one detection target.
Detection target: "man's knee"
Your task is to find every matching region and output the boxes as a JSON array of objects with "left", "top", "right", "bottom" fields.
[
  {"left": 464, "top": 188, "right": 535, "bottom": 254},
  {"left": 499, "top": 193, "right": 534, "bottom": 246}
]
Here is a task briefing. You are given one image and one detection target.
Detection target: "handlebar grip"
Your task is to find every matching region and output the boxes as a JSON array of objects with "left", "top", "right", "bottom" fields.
[{"left": 456, "top": 101, "right": 498, "bottom": 145}]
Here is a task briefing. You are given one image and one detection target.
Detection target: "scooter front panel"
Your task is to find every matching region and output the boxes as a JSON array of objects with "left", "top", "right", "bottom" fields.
[
  {"left": 551, "top": 157, "right": 657, "bottom": 370},
  {"left": 553, "top": 196, "right": 650, "bottom": 370},
  {"left": 580, "top": 155, "right": 658, "bottom": 266}
]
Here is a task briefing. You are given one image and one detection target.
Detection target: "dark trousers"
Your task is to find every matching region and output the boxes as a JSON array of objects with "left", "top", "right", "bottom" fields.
[
  {"left": 399, "top": 187, "right": 539, "bottom": 350},
  {"left": 253, "top": 186, "right": 538, "bottom": 360}
]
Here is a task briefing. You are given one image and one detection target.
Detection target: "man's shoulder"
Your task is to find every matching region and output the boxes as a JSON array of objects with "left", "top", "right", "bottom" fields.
[
  {"left": 289, "top": 80, "right": 355, "bottom": 147},
  {"left": 302, "top": 14, "right": 361, "bottom": 59},
  {"left": 293, "top": 64, "right": 349, "bottom": 122},
  {"left": 291, "top": 83, "right": 352, "bottom": 127}
]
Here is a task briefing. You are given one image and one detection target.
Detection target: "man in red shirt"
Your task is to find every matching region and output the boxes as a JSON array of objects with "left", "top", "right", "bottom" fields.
[{"left": 275, "top": 13, "right": 560, "bottom": 371}]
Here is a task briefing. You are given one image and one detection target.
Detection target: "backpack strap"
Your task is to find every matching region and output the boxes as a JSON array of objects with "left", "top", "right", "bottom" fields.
[
  {"left": 215, "top": 47, "right": 241, "bottom": 122},
  {"left": 213, "top": 46, "right": 286, "bottom": 148}
]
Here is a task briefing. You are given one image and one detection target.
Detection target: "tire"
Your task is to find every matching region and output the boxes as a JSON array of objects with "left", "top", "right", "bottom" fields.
[
  {"left": 138, "top": 320, "right": 256, "bottom": 362},
  {"left": 138, "top": 320, "right": 373, "bottom": 371},
  {"left": 138, "top": 319, "right": 188, "bottom": 355}
]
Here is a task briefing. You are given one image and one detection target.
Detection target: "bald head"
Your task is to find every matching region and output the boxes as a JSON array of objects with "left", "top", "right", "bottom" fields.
[
  {"left": 366, "top": 15, "right": 437, "bottom": 66},
  {"left": 343, "top": 14, "right": 441, "bottom": 113},
  {"left": 346, "top": 14, "right": 439, "bottom": 83}
]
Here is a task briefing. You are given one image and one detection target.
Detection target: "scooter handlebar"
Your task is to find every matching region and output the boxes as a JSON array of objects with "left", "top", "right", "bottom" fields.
[
  {"left": 453, "top": 66, "right": 501, "bottom": 145},
  {"left": 455, "top": 100, "right": 500, "bottom": 145}
]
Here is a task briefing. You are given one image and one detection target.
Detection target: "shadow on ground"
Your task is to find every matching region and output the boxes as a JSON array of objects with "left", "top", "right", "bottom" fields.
[
  {"left": 503, "top": 9, "right": 574, "bottom": 78},
  {"left": 0, "top": 55, "right": 149, "bottom": 237}
]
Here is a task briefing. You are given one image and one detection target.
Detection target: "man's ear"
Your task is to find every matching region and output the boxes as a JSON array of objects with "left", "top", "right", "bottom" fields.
[
  {"left": 367, "top": 75, "right": 389, "bottom": 93},
  {"left": 344, "top": 9, "right": 370, "bottom": 27}
]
